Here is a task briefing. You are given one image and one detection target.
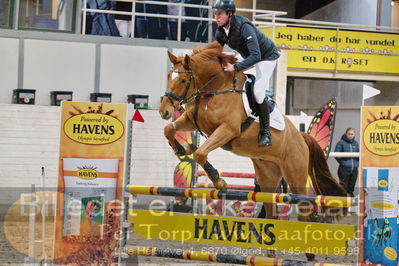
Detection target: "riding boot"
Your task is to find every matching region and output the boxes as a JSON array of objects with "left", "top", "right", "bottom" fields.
[{"left": 257, "top": 99, "right": 272, "bottom": 147}]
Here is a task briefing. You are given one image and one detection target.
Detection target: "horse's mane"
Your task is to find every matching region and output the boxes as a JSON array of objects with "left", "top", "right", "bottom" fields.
[{"left": 192, "top": 41, "right": 238, "bottom": 66}]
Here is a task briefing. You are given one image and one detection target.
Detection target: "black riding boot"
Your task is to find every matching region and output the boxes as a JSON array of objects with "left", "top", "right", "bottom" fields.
[{"left": 257, "top": 99, "right": 272, "bottom": 147}]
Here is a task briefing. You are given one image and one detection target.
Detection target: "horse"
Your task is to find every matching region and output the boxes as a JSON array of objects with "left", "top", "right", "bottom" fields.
[{"left": 159, "top": 42, "right": 347, "bottom": 260}]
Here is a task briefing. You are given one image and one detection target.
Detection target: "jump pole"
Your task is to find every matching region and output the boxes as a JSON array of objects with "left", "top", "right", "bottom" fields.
[
  {"left": 196, "top": 182, "right": 255, "bottom": 191},
  {"left": 126, "top": 185, "right": 353, "bottom": 208}
]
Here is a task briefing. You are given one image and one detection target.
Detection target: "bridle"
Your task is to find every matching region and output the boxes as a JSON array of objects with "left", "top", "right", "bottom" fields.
[
  {"left": 164, "top": 69, "right": 194, "bottom": 108},
  {"left": 164, "top": 67, "right": 240, "bottom": 108},
  {"left": 163, "top": 66, "right": 243, "bottom": 137}
]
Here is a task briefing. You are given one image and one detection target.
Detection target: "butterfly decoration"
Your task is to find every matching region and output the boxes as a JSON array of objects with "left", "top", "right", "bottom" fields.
[
  {"left": 307, "top": 98, "right": 337, "bottom": 159},
  {"left": 172, "top": 107, "right": 197, "bottom": 204}
]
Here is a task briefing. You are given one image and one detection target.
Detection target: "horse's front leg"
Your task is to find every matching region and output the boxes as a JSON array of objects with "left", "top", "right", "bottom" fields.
[
  {"left": 195, "top": 123, "right": 239, "bottom": 190},
  {"left": 164, "top": 112, "right": 197, "bottom": 156}
]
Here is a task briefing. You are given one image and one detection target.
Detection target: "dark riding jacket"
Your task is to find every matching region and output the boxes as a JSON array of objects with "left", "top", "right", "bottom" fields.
[{"left": 215, "top": 14, "right": 280, "bottom": 72}]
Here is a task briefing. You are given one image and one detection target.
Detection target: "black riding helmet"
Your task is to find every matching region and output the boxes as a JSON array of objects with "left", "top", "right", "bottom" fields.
[{"left": 211, "top": 0, "right": 236, "bottom": 13}]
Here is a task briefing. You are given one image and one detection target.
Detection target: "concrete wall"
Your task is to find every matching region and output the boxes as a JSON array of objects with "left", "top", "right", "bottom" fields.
[
  {"left": 0, "top": 32, "right": 186, "bottom": 110},
  {"left": 301, "top": 0, "right": 387, "bottom": 26},
  {"left": 392, "top": 1, "right": 399, "bottom": 27},
  {"left": 235, "top": 0, "right": 296, "bottom": 18},
  {"left": 0, "top": 38, "right": 19, "bottom": 102},
  {"left": 23, "top": 39, "right": 96, "bottom": 104}
]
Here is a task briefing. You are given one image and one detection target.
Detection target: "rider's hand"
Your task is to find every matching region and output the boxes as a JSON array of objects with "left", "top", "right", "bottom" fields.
[{"left": 223, "top": 63, "right": 235, "bottom": 72}]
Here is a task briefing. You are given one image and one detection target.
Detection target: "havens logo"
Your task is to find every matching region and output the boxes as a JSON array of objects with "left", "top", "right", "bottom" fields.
[
  {"left": 77, "top": 167, "right": 99, "bottom": 180},
  {"left": 378, "top": 179, "right": 388, "bottom": 188},
  {"left": 64, "top": 113, "right": 124, "bottom": 145},
  {"left": 371, "top": 202, "right": 394, "bottom": 210},
  {"left": 363, "top": 119, "right": 399, "bottom": 156}
]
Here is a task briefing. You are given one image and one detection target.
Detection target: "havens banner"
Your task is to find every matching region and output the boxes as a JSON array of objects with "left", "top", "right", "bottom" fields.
[
  {"left": 360, "top": 106, "right": 399, "bottom": 266},
  {"left": 54, "top": 101, "right": 128, "bottom": 265},
  {"left": 261, "top": 27, "right": 399, "bottom": 74},
  {"left": 130, "top": 209, "right": 356, "bottom": 256}
]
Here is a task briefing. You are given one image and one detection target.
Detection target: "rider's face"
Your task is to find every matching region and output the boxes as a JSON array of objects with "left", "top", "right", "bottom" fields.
[{"left": 214, "top": 11, "right": 230, "bottom": 27}]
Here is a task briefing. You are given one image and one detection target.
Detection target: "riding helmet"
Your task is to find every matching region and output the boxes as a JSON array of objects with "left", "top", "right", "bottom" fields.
[{"left": 212, "top": 0, "right": 236, "bottom": 13}]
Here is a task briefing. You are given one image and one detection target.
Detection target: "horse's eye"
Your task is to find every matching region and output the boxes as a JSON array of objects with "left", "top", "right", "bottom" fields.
[{"left": 181, "top": 79, "right": 186, "bottom": 83}]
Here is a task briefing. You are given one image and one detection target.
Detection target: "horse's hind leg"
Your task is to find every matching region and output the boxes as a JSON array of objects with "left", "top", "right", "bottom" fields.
[
  {"left": 251, "top": 159, "right": 282, "bottom": 258},
  {"left": 281, "top": 151, "right": 316, "bottom": 261}
]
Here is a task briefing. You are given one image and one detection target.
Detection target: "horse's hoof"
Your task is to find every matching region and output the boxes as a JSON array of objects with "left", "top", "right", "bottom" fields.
[{"left": 214, "top": 178, "right": 227, "bottom": 190}]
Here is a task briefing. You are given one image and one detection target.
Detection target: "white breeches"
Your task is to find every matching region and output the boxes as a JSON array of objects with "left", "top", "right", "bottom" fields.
[{"left": 253, "top": 60, "right": 277, "bottom": 104}]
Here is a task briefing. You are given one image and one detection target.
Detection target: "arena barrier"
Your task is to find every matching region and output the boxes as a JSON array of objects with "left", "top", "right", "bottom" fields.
[
  {"left": 126, "top": 185, "right": 353, "bottom": 207},
  {"left": 125, "top": 246, "right": 341, "bottom": 266}
]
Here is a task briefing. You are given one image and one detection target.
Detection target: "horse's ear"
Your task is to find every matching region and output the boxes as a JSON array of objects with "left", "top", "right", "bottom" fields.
[
  {"left": 167, "top": 51, "right": 178, "bottom": 64},
  {"left": 183, "top": 54, "right": 191, "bottom": 69}
]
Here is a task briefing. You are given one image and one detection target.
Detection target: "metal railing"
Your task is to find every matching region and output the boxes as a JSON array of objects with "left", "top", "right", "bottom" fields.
[
  {"left": 329, "top": 152, "right": 359, "bottom": 158},
  {"left": 81, "top": 0, "right": 287, "bottom": 41},
  {"left": 80, "top": 1, "right": 399, "bottom": 75}
]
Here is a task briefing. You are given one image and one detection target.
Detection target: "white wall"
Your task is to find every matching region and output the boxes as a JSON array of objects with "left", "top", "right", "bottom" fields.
[
  {"left": 24, "top": 39, "right": 96, "bottom": 104},
  {"left": 100, "top": 44, "right": 168, "bottom": 107},
  {"left": 393, "top": 2, "right": 399, "bottom": 27},
  {"left": 0, "top": 37, "right": 19, "bottom": 104},
  {"left": 0, "top": 37, "right": 169, "bottom": 109},
  {"left": 302, "top": 0, "right": 379, "bottom": 26}
]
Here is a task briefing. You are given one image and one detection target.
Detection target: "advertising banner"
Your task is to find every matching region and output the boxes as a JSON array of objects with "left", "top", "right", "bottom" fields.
[
  {"left": 130, "top": 210, "right": 357, "bottom": 256},
  {"left": 360, "top": 106, "right": 399, "bottom": 265},
  {"left": 261, "top": 27, "right": 399, "bottom": 74},
  {"left": 53, "top": 102, "right": 128, "bottom": 264}
]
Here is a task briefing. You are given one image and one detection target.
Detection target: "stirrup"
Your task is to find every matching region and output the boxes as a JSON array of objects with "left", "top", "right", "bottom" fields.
[{"left": 258, "top": 131, "right": 272, "bottom": 147}]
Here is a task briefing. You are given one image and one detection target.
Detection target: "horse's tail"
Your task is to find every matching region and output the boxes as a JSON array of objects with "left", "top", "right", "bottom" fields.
[
  {"left": 301, "top": 132, "right": 346, "bottom": 196},
  {"left": 301, "top": 132, "right": 348, "bottom": 217}
]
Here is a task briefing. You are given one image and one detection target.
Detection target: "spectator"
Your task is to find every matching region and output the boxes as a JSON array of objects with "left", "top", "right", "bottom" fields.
[
  {"left": 87, "top": 0, "right": 120, "bottom": 36},
  {"left": 167, "top": 0, "right": 185, "bottom": 40},
  {"left": 334, "top": 128, "right": 359, "bottom": 197},
  {"left": 146, "top": 0, "right": 168, "bottom": 39}
]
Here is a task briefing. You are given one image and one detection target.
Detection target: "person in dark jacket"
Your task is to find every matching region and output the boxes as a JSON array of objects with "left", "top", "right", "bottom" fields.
[
  {"left": 212, "top": 0, "right": 280, "bottom": 147},
  {"left": 334, "top": 128, "right": 359, "bottom": 197}
]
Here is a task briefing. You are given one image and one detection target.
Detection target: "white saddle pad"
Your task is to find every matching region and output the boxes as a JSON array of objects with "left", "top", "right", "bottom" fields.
[{"left": 242, "top": 86, "right": 285, "bottom": 131}]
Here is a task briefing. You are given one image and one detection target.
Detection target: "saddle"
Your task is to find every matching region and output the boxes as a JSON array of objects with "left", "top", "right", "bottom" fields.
[
  {"left": 221, "top": 74, "right": 279, "bottom": 151},
  {"left": 244, "top": 74, "right": 275, "bottom": 116}
]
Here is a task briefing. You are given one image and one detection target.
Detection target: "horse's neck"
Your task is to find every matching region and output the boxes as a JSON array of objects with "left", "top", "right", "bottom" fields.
[{"left": 194, "top": 68, "right": 244, "bottom": 92}]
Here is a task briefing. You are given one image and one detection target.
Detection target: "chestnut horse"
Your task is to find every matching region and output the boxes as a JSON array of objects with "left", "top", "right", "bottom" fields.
[{"left": 159, "top": 42, "right": 347, "bottom": 259}]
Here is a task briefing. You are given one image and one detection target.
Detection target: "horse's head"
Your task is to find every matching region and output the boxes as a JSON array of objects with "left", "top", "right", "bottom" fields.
[
  {"left": 159, "top": 51, "right": 194, "bottom": 120},
  {"left": 159, "top": 42, "right": 236, "bottom": 120}
]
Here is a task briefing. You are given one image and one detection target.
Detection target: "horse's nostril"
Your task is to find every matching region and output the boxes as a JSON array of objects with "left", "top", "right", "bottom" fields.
[{"left": 164, "top": 110, "right": 169, "bottom": 118}]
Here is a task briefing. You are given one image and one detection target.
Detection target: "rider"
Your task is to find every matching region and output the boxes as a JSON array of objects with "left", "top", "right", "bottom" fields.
[{"left": 212, "top": 0, "right": 280, "bottom": 147}]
